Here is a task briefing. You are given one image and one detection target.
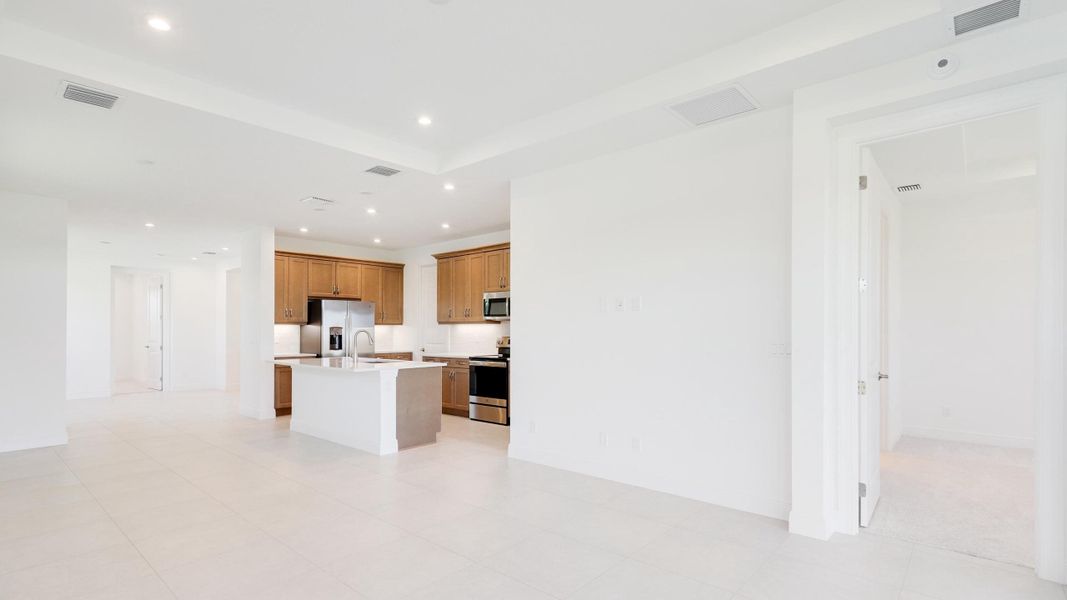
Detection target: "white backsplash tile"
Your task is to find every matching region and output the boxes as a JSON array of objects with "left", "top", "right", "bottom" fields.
[{"left": 273, "top": 324, "right": 301, "bottom": 355}]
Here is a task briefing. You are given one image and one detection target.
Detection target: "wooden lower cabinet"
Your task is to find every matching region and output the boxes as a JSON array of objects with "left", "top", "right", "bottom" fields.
[
  {"left": 373, "top": 352, "right": 413, "bottom": 361},
  {"left": 423, "top": 357, "right": 469, "bottom": 416},
  {"left": 274, "top": 365, "right": 292, "bottom": 416}
]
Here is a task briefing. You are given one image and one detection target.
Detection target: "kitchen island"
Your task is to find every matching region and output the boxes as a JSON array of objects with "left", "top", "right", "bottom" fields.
[{"left": 272, "top": 357, "right": 443, "bottom": 455}]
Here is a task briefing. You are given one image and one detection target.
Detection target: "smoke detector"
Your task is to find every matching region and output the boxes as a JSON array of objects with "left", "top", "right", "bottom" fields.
[
  {"left": 667, "top": 85, "right": 759, "bottom": 127},
  {"left": 365, "top": 165, "right": 401, "bottom": 177},
  {"left": 58, "top": 81, "right": 119, "bottom": 109},
  {"left": 944, "top": 0, "right": 1024, "bottom": 37}
]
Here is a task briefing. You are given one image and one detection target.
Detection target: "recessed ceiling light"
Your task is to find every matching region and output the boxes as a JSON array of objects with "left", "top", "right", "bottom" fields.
[
  {"left": 147, "top": 16, "right": 171, "bottom": 32},
  {"left": 191, "top": 257, "right": 198, "bottom": 261},
  {"left": 366, "top": 208, "right": 377, "bottom": 215},
  {"left": 144, "top": 222, "right": 155, "bottom": 228},
  {"left": 156, "top": 253, "right": 166, "bottom": 257},
  {"left": 100, "top": 241, "right": 111, "bottom": 245},
  {"left": 417, "top": 115, "right": 433, "bottom": 127},
  {"left": 441, "top": 223, "right": 450, "bottom": 229},
  {"left": 136, "top": 159, "right": 155, "bottom": 166},
  {"left": 299, "top": 227, "right": 309, "bottom": 233},
  {"left": 373, "top": 238, "right": 382, "bottom": 244},
  {"left": 443, "top": 182, "right": 455, "bottom": 191},
  {"left": 359, "top": 191, "right": 373, "bottom": 195},
  {"left": 221, "top": 247, "right": 229, "bottom": 251}
]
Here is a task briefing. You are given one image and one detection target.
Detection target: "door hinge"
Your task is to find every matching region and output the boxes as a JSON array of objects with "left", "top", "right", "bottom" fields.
[
  {"left": 859, "top": 482, "right": 867, "bottom": 498},
  {"left": 858, "top": 175, "right": 868, "bottom": 191},
  {"left": 858, "top": 380, "right": 867, "bottom": 395}
]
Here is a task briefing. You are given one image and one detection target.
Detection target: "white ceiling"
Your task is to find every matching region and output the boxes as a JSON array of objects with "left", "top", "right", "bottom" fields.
[
  {"left": 0, "top": 1, "right": 1061, "bottom": 255},
  {"left": 868, "top": 109, "right": 1040, "bottom": 201},
  {"left": 0, "top": 55, "right": 509, "bottom": 254},
  {"left": 0, "top": 0, "right": 837, "bottom": 154}
]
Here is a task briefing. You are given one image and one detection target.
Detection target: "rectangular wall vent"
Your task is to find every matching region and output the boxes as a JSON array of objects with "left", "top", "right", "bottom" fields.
[
  {"left": 365, "top": 165, "right": 401, "bottom": 177},
  {"left": 953, "top": 0, "right": 1021, "bottom": 36},
  {"left": 667, "top": 85, "right": 758, "bottom": 127},
  {"left": 61, "top": 82, "right": 119, "bottom": 109},
  {"left": 897, "top": 183, "right": 923, "bottom": 193}
]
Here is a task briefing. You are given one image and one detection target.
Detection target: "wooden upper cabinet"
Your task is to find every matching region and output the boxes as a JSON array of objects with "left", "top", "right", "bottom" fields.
[
  {"left": 275, "top": 256, "right": 309, "bottom": 324},
  {"left": 307, "top": 259, "right": 337, "bottom": 297},
  {"left": 335, "top": 262, "right": 361, "bottom": 299},
  {"left": 277, "top": 251, "right": 403, "bottom": 319},
  {"left": 437, "top": 258, "right": 454, "bottom": 322},
  {"left": 381, "top": 267, "right": 403, "bottom": 325},
  {"left": 466, "top": 253, "right": 485, "bottom": 322},
  {"left": 274, "top": 256, "right": 288, "bottom": 323},
  {"left": 360, "top": 264, "right": 382, "bottom": 319},
  {"left": 434, "top": 243, "right": 509, "bottom": 324},
  {"left": 484, "top": 249, "right": 510, "bottom": 292},
  {"left": 286, "top": 257, "right": 309, "bottom": 322},
  {"left": 451, "top": 255, "right": 471, "bottom": 321}
]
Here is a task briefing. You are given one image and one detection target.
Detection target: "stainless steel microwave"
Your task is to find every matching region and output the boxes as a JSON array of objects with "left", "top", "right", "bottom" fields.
[{"left": 483, "top": 292, "right": 510, "bottom": 321}]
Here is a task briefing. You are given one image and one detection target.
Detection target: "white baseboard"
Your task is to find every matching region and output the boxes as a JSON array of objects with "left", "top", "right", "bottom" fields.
[
  {"left": 902, "top": 426, "right": 1034, "bottom": 449},
  {"left": 507, "top": 442, "right": 790, "bottom": 521}
]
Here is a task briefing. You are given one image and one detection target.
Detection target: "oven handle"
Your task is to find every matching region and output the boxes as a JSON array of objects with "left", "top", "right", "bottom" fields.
[{"left": 469, "top": 361, "right": 507, "bottom": 368}]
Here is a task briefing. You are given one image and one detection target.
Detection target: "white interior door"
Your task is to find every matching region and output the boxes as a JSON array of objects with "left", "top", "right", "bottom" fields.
[
  {"left": 145, "top": 275, "right": 163, "bottom": 391},
  {"left": 418, "top": 264, "right": 449, "bottom": 357},
  {"left": 858, "top": 149, "right": 882, "bottom": 527}
]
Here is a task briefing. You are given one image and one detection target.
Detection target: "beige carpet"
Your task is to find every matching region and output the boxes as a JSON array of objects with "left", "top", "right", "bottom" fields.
[{"left": 866, "top": 436, "right": 1034, "bottom": 567}]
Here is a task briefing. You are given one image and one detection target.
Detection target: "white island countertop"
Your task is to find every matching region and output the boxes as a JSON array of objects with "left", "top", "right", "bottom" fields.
[{"left": 273, "top": 357, "right": 442, "bottom": 372}]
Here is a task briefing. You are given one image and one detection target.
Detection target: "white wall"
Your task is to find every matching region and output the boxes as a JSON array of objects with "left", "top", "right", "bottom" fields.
[
  {"left": 510, "top": 107, "right": 793, "bottom": 519},
  {"left": 0, "top": 191, "right": 68, "bottom": 452},
  {"left": 226, "top": 268, "right": 241, "bottom": 391},
  {"left": 897, "top": 177, "right": 1037, "bottom": 448},
  {"left": 67, "top": 234, "right": 235, "bottom": 398}
]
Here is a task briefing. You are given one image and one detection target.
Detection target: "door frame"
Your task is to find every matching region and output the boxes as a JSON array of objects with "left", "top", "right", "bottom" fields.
[
  {"left": 830, "top": 76, "right": 1066, "bottom": 580},
  {"left": 109, "top": 267, "right": 173, "bottom": 395}
]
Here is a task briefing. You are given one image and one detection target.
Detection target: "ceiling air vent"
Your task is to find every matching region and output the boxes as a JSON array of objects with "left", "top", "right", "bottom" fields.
[
  {"left": 667, "top": 85, "right": 758, "bottom": 127},
  {"left": 300, "top": 196, "right": 335, "bottom": 211},
  {"left": 365, "top": 165, "right": 401, "bottom": 177},
  {"left": 952, "top": 0, "right": 1021, "bottom": 36},
  {"left": 897, "top": 184, "right": 923, "bottom": 193},
  {"left": 61, "top": 81, "right": 119, "bottom": 109}
]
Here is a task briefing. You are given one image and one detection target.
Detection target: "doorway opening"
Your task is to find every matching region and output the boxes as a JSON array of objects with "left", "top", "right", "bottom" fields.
[
  {"left": 856, "top": 109, "right": 1040, "bottom": 567},
  {"left": 111, "top": 268, "right": 166, "bottom": 395}
]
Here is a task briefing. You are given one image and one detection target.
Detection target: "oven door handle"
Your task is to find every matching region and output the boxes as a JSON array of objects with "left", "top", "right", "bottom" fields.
[{"left": 469, "top": 361, "right": 507, "bottom": 368}]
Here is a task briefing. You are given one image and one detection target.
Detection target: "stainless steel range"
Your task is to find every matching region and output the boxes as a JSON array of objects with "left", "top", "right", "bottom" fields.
[{"left": 468, "top": 342, "right": 509, "bottom": 426}]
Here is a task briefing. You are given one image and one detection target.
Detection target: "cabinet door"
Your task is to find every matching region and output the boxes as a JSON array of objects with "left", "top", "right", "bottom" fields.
[
  {"left": 308, "top": 260, "right": 336, "bottom": 297},
  {"left": 360, "top": 264, "right": 383, "bottom": 321},
  {"left": 286, "top": 257, "right": 309, "bottom": 323},
  {"left": 381, "top": 267, "right": 403, "bottom": 324},
  {"left": 453, "top": 368, "right": 470, "bottom": 414},
  {"left": 467, "top": 253, "right": 485, "bottom": 322},
  {"left": 484, "top": 250, "right": 506, "bottom": 292},
  {"left": 274, "top": 256, "right": 288, "bottom": 323},
  {"left": 274, "top": 366, "right": 292, "bottom": 410},
  {"left": 436, "top": 258, "right": 454, "bottom": 323},
  {"left": 336, "top": 262, "right": 361, "bottom": 299},
  {"left": 502, "top": 248, "right": 510, "bottom": 291},
  {"left": 441, "top": 368, "right": 453, "bottom": 411},
  {"left": 451, "top": 255, "right": 470, "bottom": 321}
]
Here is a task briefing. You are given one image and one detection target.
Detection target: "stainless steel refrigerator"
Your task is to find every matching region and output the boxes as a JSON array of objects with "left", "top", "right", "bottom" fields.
[{"left": 300, "top": 300, "right": 376, "bottom": 358}]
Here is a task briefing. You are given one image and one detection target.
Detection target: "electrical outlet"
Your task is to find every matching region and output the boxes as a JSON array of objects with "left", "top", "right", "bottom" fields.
[
  {"left": 630, "top": 296, "right": 643, "bottom": 312},
  {"left": 529, "top": 420, "right": 536, "bottom": 434},
  {"left": 599, "top": 432, "right": 609, "bottom": 447},
  {"left": 941, "top": 407, "right": 952, "bottom": 418},
  {"left": 614, "top": 297, "right": 625, "bottom": 312}
]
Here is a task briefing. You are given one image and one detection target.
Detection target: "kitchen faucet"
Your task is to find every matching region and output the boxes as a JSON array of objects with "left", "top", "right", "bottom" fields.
[{"left": 350, "top": 329, "right": 375, "bottom": 362}]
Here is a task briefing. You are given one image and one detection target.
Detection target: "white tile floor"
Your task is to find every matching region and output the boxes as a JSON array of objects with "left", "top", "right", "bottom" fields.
[
  {"left": 868, "top": 436, "right": 1035, "bottom": 567},
  {"left": 0, "top": 390, "right": 1062, "bottom": 600}
]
